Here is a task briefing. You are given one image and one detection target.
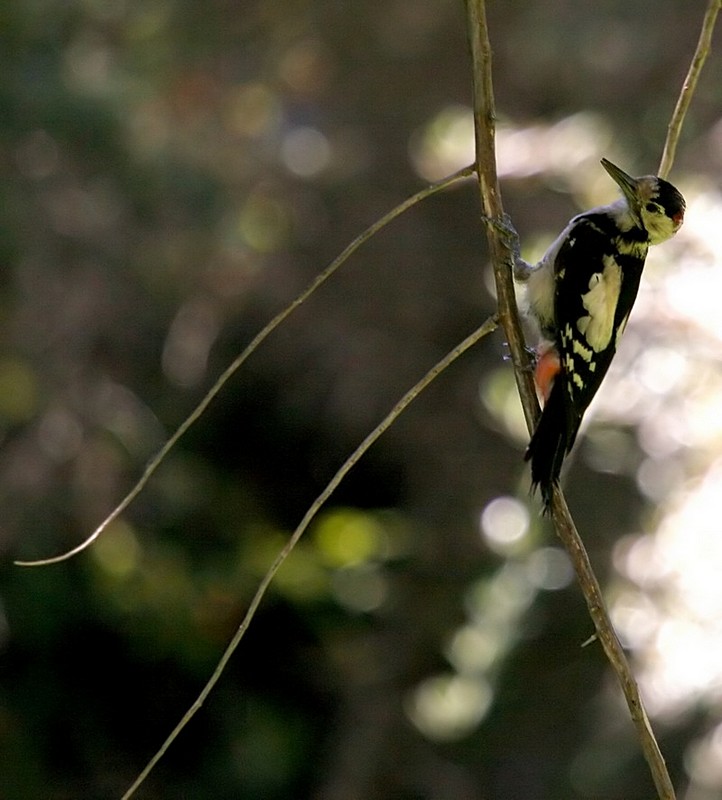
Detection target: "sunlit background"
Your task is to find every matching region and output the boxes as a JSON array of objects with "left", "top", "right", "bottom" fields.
[{"left": 2, "top": 1, "right": 722, "bottom": 798}]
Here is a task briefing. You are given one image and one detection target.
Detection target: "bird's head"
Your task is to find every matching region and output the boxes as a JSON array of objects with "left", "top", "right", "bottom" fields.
[{"left": 601, "top": 158, "right": 686, "bottom": 244}]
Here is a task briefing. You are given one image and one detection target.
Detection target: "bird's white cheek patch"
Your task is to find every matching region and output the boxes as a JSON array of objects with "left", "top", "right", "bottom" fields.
[{"left": 576, "top": 256, "right": 621, "bottom": 352}]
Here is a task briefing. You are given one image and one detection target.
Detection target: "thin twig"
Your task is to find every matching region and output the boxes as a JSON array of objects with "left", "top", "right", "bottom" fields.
[
  {"left": 120, "top": 313, "right": 498, "bottom": 799},
  {"left": 465, "top": 1, "right": 675, "bottom": 798},
  {"left": 15, "top": 165, "right": 474, "bottom": 568},
  {"left": 658, "top": 0, "right": 721, "bottom": 179}
]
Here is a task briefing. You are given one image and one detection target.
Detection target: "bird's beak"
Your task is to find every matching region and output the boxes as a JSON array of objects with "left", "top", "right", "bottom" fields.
[{"left": 600, "top": 158, "right": 639, "bottom": 207}]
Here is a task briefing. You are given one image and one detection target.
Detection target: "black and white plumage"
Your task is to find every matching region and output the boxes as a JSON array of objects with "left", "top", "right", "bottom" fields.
[{"left": 516, "top": 158, "right": 685, "bottom": 509}]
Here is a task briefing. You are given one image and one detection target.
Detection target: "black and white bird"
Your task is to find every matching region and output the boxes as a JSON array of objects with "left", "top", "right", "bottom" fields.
[{"left": 515, "top": 158, "right": 685, "bottom": 509}]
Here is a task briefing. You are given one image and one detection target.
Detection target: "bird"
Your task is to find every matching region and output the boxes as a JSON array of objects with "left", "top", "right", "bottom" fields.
[{"left": 514, "top": 158, "right": 685, "bottom": 510}]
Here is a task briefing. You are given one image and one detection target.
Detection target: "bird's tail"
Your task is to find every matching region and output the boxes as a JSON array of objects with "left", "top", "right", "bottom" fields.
[{"left": 524, "top": 380, "right": 572, "bottom": 511}]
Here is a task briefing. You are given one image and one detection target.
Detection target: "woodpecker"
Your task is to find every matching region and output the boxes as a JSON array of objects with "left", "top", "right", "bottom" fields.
[{"left": 515, "top": 158, "right": 685, "bottom": 510}]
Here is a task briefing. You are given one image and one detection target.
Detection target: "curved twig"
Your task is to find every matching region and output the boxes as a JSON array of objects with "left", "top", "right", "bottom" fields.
[
  {"left": 15, "top": 165, "right": 474, "bottom": 568},
  {"left": 120, "top": 314, "right": 498, "bottom": 799}
]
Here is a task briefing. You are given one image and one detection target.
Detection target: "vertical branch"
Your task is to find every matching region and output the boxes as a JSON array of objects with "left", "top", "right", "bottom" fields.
[
  {"left": 658, "top": 0, "right": 721, "bottom": 179},
  {"left": 464, "top": 0, "right": 538, "bottom": 432},
  {"left": 465, "top": 2, "right": 676, "bottom": 798}
]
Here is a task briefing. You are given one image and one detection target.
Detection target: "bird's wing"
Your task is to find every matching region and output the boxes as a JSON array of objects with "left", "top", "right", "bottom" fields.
[{"left": 553, "top": 216, "right": 626, "bottom": 445}]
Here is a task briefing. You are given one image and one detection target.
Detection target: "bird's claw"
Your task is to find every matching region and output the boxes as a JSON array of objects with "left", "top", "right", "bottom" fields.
[
  {"left": 501, "top": 341, "right": 537, "bottom": 372},
  {"left": 482, "top": 213, "right": 521, "bottom": 256}
]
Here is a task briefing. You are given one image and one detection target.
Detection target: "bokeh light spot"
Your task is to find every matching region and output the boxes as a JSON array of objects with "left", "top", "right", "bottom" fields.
[
  {"left": 685, "top": 722, "right": 722, "bottom": 790},
  {"left": 479, "top": 367, "right": 528, "bottom": 443},
  {"left": 406, "top": 673, "right": 492, "bottom": 742},
  {"left": 0, "top": 358, "right": 39, "bottom": 423},
  {"left": 278, "top": 39, "right": 332, "bottom": 95},
  {"left": 480, "top": 496, "right": 529, "bottom": 555},
  {"left": 272, "top": 543, "right": 328, "bottom": 602},
  {"left": 526, "top": 547, "right": 573, "bottom": 591},
  {"left": 92, "top": 520, "right": 141, "bottom": 578},
  {"left": 409, "top": 104, "right": 474, "bottom": 181},
  {"left": 226, "top": 83, "right": 282, "bottom": 138},
  {"left": 447, "top": 624, "right": 500, "bottom": 674},
  {"left": 162, "top": 296, "right": 221, "bottom": 387},
  {"left": 313, "top": 508, "right": 384, "bottom": 568},
  {"left": 330, "top": 564, "right": 388, "bottom": 613},
  {"left": 281, "top": 127, "right": 331, "bottom": 178},
  {"left": 238, "top": 194, "right": 290, "bottom": 252},
  {"left": 37, "top": 407, "right": 83, "bottom": 462}
]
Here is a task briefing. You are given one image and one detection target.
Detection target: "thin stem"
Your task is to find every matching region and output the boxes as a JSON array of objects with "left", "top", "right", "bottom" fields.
[
  {"left": 466, "top": 1, "right": 675, "bottom": 798},
  {"left": 658, "top": 0, "right": 721, "bottom": 179},
  {"left": 120, "top": 314, "right": 498, "bottom": 799},
  {"left": 15, "top": 165, "right": 474, "bottom": 568}
]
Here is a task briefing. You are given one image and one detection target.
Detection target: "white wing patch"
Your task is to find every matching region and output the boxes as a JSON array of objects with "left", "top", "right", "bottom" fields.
[
  {"left": 571, "top": 338, "right": 593, "bottom": 363},
  {"left": 576, "top": 255, "right": 621, "bottom": 352}
]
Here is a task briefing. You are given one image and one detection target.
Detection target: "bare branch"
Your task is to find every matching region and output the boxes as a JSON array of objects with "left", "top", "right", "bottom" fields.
[
  {"left": 120, "top": 313, "right": 499, "bottom": 799},
  {"left": 15, "top": 165, "right": 474, "bottom": 568},
  {"left": 549, "top": 488, "right": 676, "bottom": 799},
  {"left": 464, "top": 0, "right": 538, "bottom": 431},
  {"left": 658, "top": 0, "right": 721, "bottom": 179},
  {"left": 465, "top": 1, "right": 676, "bottom": 798}
]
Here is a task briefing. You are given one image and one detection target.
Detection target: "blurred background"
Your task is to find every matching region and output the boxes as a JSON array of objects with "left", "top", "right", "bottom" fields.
[{"left": 2, "top": 0, "right": 722, "bottom": 797}]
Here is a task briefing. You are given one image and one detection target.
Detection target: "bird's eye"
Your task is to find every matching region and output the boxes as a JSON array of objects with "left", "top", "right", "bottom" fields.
[{"left": 645, "top": 202, "right": 660, "bottom": 213}]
